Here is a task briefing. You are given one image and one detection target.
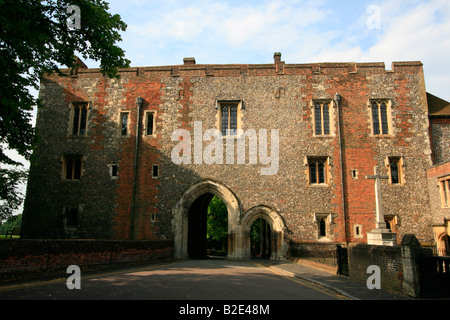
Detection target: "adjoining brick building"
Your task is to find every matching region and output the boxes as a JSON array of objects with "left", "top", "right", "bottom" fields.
[
  {"left": 21, "top": 53, "right": 447, "bottom": 259},
  {"left": 426, "top": 93, "right": 450, "bottom": 256}
]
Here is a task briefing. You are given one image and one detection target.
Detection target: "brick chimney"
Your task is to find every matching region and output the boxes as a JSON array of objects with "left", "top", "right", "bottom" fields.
[
  {"left": 183, "top": 57, "right": 196, "bottom": 65},
  {"left": 274, "top": 52, "right": 282, "bottom": 63}
]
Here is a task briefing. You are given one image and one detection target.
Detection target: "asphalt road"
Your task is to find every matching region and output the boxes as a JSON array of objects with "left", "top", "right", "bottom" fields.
[{"left": 0, "top": 258, "right": 349, "bottom": 301}]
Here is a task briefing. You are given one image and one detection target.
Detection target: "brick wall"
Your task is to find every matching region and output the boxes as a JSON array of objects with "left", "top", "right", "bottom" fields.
[
  {"left": 348, "top": 244, "right": 403, "bottom": 294},
  {"left": 0, "top": 239, "right": 173, "bottom": 281}
]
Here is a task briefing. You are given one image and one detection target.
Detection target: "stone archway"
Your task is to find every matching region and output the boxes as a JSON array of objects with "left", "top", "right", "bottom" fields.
[
  {"left": 172, "top": 179, "right": 244, "bottom": 259},
  {"left": 242, "top": 205, "right": 287, "bottom": 260}
]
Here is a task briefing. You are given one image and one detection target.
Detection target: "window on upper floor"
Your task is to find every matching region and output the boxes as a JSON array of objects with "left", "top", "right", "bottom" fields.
[
  {"left": 314, "top": 101, "right": 331, "bottom": 136},
  {"left": 218, "top": 101, "right": 242, "bottom": 136},
  {"left": 69, "top": 102, "right": 89, "bottom": 136},
  {"left": 144, "top": 111, "right": 156, "bottom": 136},
  {"left": 370, "top": 100, "right": 392, "bottom": 136},
  {"left": 387, "top": 157, "right": 404, "bottom": 185},
  {"left": 120, "top": 112, "right": 130, "bottom": 136}
]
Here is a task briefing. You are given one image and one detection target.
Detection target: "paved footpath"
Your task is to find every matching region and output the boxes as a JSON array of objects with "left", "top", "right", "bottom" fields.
[{"left": 261, "top": 259, "right": 411, "bottom": 300}]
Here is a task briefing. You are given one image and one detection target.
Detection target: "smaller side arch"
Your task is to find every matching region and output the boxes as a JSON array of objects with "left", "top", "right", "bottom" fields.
[{"left": 242, "top": 205, "right": 287, "bottom": 260}]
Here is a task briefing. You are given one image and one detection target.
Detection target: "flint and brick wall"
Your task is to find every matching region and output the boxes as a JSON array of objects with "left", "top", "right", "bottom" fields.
[{"left": 22, "top": 54, "right": 435, "bottom": 248}]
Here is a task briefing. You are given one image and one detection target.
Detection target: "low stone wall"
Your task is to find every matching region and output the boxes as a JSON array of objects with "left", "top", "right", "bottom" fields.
[{"left": 0, "top": 239, "right": 174, "bottom": 281}]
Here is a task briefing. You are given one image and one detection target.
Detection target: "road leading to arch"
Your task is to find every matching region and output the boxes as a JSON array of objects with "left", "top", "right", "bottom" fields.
[{"left": 0, "top": 258, "right": 347, "bottom": 301}]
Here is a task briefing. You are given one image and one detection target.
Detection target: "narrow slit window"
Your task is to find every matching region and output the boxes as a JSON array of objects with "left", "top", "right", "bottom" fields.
[
  {"left": 388, "top": 157, "right": 403, "bottom": 185},
  {"left": 121, "top": 113, "right": 129, "bottom": 136},
  {"left": 391, "top": 161, "right": 399, "bottom": 184},
  {"left": 110, "top": 164, "right": 118, "bottom": 178},
  {"left": 152, "top": 165, "right": 159, "bottom": 178},
  {"left": 146, "top": 112, "right": 154, "bottom": 136},
  {"left": 319, "top": 218, "right": 327, "bottom": 237}
]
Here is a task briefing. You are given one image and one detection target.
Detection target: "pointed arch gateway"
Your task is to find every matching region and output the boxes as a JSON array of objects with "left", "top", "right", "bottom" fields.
[
  {"left": 172, "top": 179, "right": 245, "bottom": 259},
  {"left": 173, "top": 180, "right": 288, "bottom": 260}
]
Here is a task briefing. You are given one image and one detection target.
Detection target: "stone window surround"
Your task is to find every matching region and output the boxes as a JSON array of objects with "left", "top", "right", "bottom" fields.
[
  {"left": 61, "top": 154, "right": 84, "bottom": 181},
  {"left": 216, "top": 100, "right": 244, "bottom": 138},
  {"left": 304, "top": 156, "right": 331, "bottom": 187},
  {"left": 108, "top": 163, "right": 119, "bottom": 179},
  {"left": 143, "top": 110, "right": 157, "bottom": 137},
  {"left": 353, "top": 223, "right": 363, "bottom": 238},
  {"left": 385, "top": 156, "right": 406, "bottom": 186},
  {"left": 118, "top": 110, "right": 131, "bottom": 137},
  {"left": 67, "top": 101, "right": 92, "bottom": 137}
]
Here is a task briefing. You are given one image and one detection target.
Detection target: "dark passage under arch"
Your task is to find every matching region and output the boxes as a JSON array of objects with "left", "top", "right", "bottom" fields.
[
  {"left": 187, "top": 193, "right": 228, "bottom": 259},
  {"left": 250, "top": 218, "right": 272, "bottom": 259}
]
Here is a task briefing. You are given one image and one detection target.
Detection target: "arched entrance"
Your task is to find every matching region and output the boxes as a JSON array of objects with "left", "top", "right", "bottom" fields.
[
  {"left": 243, "top": 206, "right": 287, "bottom": 260},
  {"left": 173, "top": 179, "right": 243, "bottom": 259}
]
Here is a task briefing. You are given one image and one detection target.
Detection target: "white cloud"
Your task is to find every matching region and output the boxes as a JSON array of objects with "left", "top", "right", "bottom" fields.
[{"left": 101, "top": 0, "right": 450, "bottom": 100}]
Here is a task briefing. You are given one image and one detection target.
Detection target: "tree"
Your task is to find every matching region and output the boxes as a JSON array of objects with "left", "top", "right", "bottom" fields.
[
  {"left": 0, "top": 0, "right": 130, "bottom": 220},
  {"left": 207, "top": 196, "right": 228, "bottom": 253}
]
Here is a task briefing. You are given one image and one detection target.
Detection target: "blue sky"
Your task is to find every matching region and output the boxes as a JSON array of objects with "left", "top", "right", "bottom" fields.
[{"left": 87, "top": 0, "right": 450, "bottom": 101}]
